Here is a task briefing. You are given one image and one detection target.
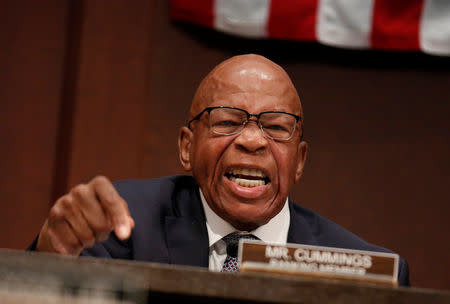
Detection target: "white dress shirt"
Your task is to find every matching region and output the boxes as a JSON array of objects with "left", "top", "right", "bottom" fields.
[{"left": 199, "top": 189, "right": 290, "bottom": 271}]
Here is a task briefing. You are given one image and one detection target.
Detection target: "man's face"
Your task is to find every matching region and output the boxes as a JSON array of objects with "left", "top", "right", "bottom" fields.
[{"left": 179, "top": 55, "right": 307, "bottom": 231}]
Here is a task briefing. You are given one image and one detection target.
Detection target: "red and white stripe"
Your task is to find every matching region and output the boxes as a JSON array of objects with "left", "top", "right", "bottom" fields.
[{"left": 170, "top": 0, "right": 450, "bottom": 56}]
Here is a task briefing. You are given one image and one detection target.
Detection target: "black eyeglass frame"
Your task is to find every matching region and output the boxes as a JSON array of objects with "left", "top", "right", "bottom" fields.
[{"left": 187, "top": 106, "right": 303, "bottom": 141}]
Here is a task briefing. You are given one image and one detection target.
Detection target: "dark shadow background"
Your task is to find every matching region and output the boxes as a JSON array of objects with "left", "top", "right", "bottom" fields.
[{"left": 0, "top": 0, "right": 449, "bottom": 290}]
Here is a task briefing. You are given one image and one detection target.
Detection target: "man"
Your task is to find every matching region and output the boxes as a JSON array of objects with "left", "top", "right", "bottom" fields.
[{"left": 31, "top": 54, "right": 409, "bottom": 285}]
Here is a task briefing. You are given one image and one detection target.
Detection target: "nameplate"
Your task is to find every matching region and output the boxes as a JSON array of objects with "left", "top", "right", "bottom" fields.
[{"left": 238, "top": 240, "right": 399, "bottom": 286}]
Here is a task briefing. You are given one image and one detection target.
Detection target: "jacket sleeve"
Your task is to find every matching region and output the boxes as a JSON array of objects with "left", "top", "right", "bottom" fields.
[
  {"left": 398, "top": 257, "right": 411, "bottom": 287},
  {"left": 27, "top": 232, "right": 132, "bottom": 260}
]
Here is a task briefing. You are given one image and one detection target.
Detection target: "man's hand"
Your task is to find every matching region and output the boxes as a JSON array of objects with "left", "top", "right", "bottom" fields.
[{"left": 36, "top": 176, "right": 135, "bottom": 255}]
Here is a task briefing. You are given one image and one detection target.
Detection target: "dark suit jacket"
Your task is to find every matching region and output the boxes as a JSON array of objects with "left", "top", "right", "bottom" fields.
[{"left": 79, "top": 175, "right": 409, "bottom": 286}]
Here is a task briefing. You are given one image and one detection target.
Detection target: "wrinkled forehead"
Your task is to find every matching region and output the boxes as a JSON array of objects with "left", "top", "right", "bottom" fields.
[{"left": 189, "top": 55, "right": 302, "bottom": 118}]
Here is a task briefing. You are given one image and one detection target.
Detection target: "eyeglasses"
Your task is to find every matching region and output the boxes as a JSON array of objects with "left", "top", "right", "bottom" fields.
[{"left": 187, "top": 106, "right": 302, "bottom": 141}]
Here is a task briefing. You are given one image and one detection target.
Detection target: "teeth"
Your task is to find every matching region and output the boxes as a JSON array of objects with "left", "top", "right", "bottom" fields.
[
  {"left": 229, "top": 167, "right": 265, "bottom": 178},
  {"left": 230, "top": 177, "right": 265, "bottom": 187},
  {"left": 226, "top": 167, "right": 269, "bottom": 187}
]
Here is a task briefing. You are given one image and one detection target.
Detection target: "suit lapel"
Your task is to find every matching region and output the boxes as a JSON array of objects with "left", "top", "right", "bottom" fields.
[
  {"left": 165, "top": 217, "right": 209, "bottom": 267},
  {"left": 164, "top": 182, "right": 209, "bottom": 268},
  {"left": 287, "top": 201, "right": 318, "bottom": 246}
]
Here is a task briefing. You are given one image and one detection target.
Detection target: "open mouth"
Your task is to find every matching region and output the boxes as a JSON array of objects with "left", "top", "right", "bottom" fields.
[{"left": 225, "top": 167, "right": 270, "bottom": 188}]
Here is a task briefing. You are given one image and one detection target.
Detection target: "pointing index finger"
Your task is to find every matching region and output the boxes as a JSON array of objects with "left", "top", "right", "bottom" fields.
[{"left": 92, "top": 176, "right": 133, "bottom": 240}]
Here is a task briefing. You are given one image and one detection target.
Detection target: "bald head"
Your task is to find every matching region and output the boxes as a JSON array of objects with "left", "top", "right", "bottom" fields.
[{"left": 189, "top": 54, "right": 302, "bottom": 120}]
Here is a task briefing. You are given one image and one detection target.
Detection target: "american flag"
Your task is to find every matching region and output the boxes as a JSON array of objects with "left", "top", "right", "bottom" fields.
[{"left": 171, "top": 0, "right": 450, "bottom": 56}]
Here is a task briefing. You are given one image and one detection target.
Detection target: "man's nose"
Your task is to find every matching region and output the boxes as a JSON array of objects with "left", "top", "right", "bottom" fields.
[{"left": 234, "top": 120, "right": 268, "bottom": 153}]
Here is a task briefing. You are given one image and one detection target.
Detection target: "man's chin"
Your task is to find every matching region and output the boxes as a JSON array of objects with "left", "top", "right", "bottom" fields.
[
  {"left": 218, "top": 200, "right": 274, "bottom": 231},
  {"left": 224, "top": 213, "right": 264, "bottom": 232}
]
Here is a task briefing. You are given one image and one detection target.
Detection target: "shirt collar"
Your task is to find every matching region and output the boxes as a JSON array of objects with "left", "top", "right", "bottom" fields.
[{"left": 199, "top": 188, "right": 290, "bottom": 247}]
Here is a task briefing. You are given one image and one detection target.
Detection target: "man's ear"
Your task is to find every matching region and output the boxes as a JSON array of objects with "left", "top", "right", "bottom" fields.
[
  {"left": 178, "top": 126, "right": 194, "bottom": 171},
  {"left": 294, "top": 140, "right": 308, "bottom": 183}
]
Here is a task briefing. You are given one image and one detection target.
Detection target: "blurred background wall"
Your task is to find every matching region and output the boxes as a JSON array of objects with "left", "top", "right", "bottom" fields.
[{"left": 0, "top": 0, "right": 449, "bottom": 290}]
